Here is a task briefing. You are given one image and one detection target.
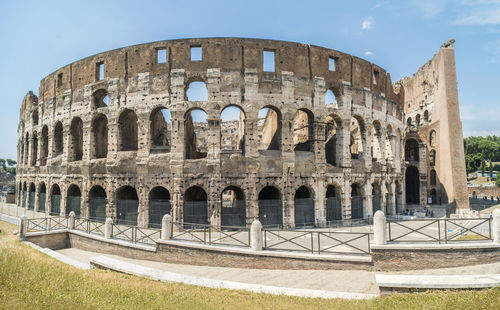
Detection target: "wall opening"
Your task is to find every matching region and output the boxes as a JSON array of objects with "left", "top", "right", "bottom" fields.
[
  {"left": 184, "top": 109, "right": 208, "bottom": 159},
  {"left": 294, "top": 186, "right": 314, "bottom": 227},
  {"left": 28, "top": 183, "right": 35, "bottom": 210},
  {"left": 221, "top": 106, "right": 245, "bottom": 152},
  {"left": 263, "top": 50, "right": 275, "bottom": 72},
  {"left": 89, "top": 185, "right": 106, "bottom": 222},
  {"left": 325, "top": 89, "right": 337, "bottom": 106},
  {"left": 32, "top": 109, "right": 38, "bottom": 126},
  {"left": 293, "top": 109, "right": 314, "bottom": 152},
  {"left": 350, "top": 116, "right": 365, "bottom": 159},
  {"left": 351, "top": 183, "right": 364, "bottom": 219},
  {"left": 429, "top": 130, "right": 436, "bottom": 146},
  {"left": 66, "top": 184, "right": 81, "bottom": 218},
  {"left": 329, "top": 57, "right": 336, "bottom": 71},
  {"left": 326, "top": 185, "right": 342, "bottom": 222},
  {"left": 190, "top": 46, "right": 202, "bottom": 61},
  {"left": 39, "top": 182, "right": 46, "bottom": 212},
  {"left": 118, "top": 109, "right": 138, "bottom": 151},
  {"left": 50, "top": 184, "right": 61, "bottom": 216},
  {"left": 430, "top": 169, "right": 437, "bottom": 186},
  {"left": 405, "top": 166, "right": 420, "bottom": 204},
  {"left": 371, "top": 121, "right": 382, "bottom": 162},
  {"left": 372, "top": 183, "right": 381, "bottom": 213},
  {"left": 325, "top": 114, "right": 340, "bottom": 166},
  {"left": 258, "top": 106, "right": 281, "bottom": 151},
  {"left": 430, "top": 149, "right": 436, "bottom": 166},
  {"left": 149, "top": 186, "right": 171, "bottom": 228},
  {"left": 93, "top": 89, "right": 108, "bottom": 108},
  {"left": 184, "top": 186, "right": 208, "bottom": 225},
  {"left": 91, "top": 114, "right": 108, "bottom": 159},
  {"left": 31, "top": 132, "right": 38, "bottom": 166},
  {"left": 116, "top": 186, "right": 139, "bottom": 225},
  {"left": 41, "top": 126, "right": 48, "bottom": 165},
  {"left": 96, "top": 62, "right": 104, "bottom": 81},
  {"left": 258, "top": 186, "right": 282, "bottom": 227},
  {"left": 186, "top": 81, "right": 208, "bottom": 101},
  {"left": 57, "top": 73, "right": 63, "bottom": 87},
  {"left": 24, "top": 133, "right": 29, "bottom": 164},
  {"left": 150, "top": 107, "right": 171, "bottom": 152},
  {"left": 156, "top": 48, "right": 167, "bottom": 64},
  {"left": 54, "top": 122, "right": 64, "bottom": 156},
  {"left": 70, "top": 117, "right": 83, "bottom": 161},
  {"left": 385, "top": 125, "right": 393, "bottom": 161},
  {"left": 430, "top": 189, "right": 437, "bottom": 205},
  {"left": 405, "top": 139, "right": 419, "bottom": 162},
  {"left": 221, "top": 186, "right": 246, "bottom": 227}
]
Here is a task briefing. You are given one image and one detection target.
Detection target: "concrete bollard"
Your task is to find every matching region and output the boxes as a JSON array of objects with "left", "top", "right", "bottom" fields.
[
  {"left": 69, "top": 211, "right": 76, "bottom": 230},
  {"left": 492, "top": 209, "right": 500, "bottom": 244},
  {"left": 19, "top": 215, "right": 27, "bottom": 239},
  {"left": 161, "top": 214, "right": 173, "bottom": 240},
  {"left": 104, "top": 217, "right": 113, "bottom": 239},
  {"left": 250, "top": 219, "right": 263, "bottom": 251},
  {"left": 373, "top": 210, "right": 387, "bottom": 245}
]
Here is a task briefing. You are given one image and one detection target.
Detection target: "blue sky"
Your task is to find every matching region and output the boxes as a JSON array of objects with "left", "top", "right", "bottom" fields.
[{"left": 1, "top": 0, "right": 499, "bottom": 160}]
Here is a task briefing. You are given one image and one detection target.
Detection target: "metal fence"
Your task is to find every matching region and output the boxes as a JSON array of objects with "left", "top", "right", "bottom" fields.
[
  {"left": 111, "top": 224, "right": 161, "bottom": 246},
  {"left": 387, "top": 218, "right": 492, "bottom": 243},
  {"left": 183, "top": 201, "right": 208, "bottom": 224},
  {"left": 326, "top": 197, "right": 342, "bottom": 222},
  {"left": 74, "top": 218, "right": 106, "bottom": 236},
  {"left": 172, "top": 222, "right": 251, "bottom": 247},
  {"left": 39, "top": 193, "right": 46, "bottom": 212},
  {"left": 66, "top": 196, "right": 81, "bottom": 218},
  {"left": 89, "top": 197, "right": 106, "bottom": 222},
  {"left": 351, "top": 196, "right": 364, "bottom": 219},
  {"left": 149, "top": 199, "right": 171, "bottom": 228},
  {"left": 26, "top": 217, "right": 69, "bottom": 232},
  {"left": 294, "top": 198, "right": 315, "bottom": 227},
  {"left": 259, "top": 199, "right": 283, "bottom": 227},
  {"left": 51, "top": 195, "right": 61, "bottom": 216}
]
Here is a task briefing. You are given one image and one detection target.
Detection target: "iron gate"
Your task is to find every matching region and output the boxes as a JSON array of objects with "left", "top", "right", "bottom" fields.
[
  {"left": 149, "top": 199, "right": 171, "bottom": 227},
  {"left": 221, "top": 200, "right": 246, "bottom": 227},
  {"left": 183, "top": 201, "right": 208, "bottom": 225},
  {"left": 294, "top": 198, "right": 315, "bottom": 226},
  {"left": 39, "top": 193, "right": 46, "bottom": 212},
  {"left": 117, "top": 199, "right": 139, "bottom": 225},
  {"left": 326, "top": 197, "right": 342, "bottom": 221},
  {"left": 351, "top": 196, "right": 364, "bottom": 219},
  {"left": 66, "top": 196, "right": 81, "bottom": 218},
  {"left": 372, "top": 194, "right": 381, "bottom": 213},
  {"left": 259, "top": 199, "right": 283, "bottom": 227},
  {"left": 51, "top": 195, "right": 61, "bottom": 216},
  {"left": 29, "top": 192, "right": 35, "bottom": 210},
  {"left": 90, "top": 197, "right": 107, "bottom": 222}
]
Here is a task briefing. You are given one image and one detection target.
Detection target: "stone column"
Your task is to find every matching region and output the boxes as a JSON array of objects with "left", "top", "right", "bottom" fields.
[
  {"left": 250, "top": 219, "right": 263, "bottom": 251},
  {"left": 373, "top": 210, "right": 387, "bottom": 245},
  {"left": 363, "top": 124, "right": 373, "bottom": 170},
  {"left": 379, "top": 129, "right": 387, "bottom": 166},
  {"left": 34, "top": 183, "right": 40, "bottom": 212},
  {"left": 161, "top": 214, "right": 173, "bottom": 240},
  {"left": 492, "top": 209, "right": 500, "bottom": 244},
  {"left": 339, "top": 120, "right": 352, "bottom": 168},
  {"left": 314, "top": 178, "right": 326, "bottom": 227},
  {"left": 364, "top": 182, "right": 373, "bottom": 218},
  {"left": 342, "top": 180, "right": 352, "bottom": 219}
]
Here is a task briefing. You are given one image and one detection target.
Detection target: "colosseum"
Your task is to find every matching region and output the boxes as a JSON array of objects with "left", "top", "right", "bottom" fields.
[{"left": 15, "top": 37, "right": 468, "bottom": 228}]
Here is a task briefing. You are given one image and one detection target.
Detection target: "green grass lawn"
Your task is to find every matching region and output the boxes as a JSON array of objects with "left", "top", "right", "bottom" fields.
[{"left": 0, "top": 220, "right": 499, "bottom": 309}]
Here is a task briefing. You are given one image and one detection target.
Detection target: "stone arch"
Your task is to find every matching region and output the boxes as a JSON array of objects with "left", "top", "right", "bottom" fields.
[
  {"left": 405, "top": 166, "right": 419, "bottom": 204},
  {"left": 66, "top": 184, "right": 81, "bottom": 218},
  {"left": 372, "top": 182, "right": 382, "bottom": 213},
  {"left": 39, "top": 182, "right": 46, "bottom": 212},
  {"left": 118, "top": 109, "right": 138, "bottom": 151},
  {"left": 430, "top": 169, "right": 437, "bottom": 186},
  {"left": 220, "top": 105, "right": 246, "bottom": 152},
  {"left": 184, "top": 108, "right": 208, "bottom": 159},
  {"left": 92, "top": 89, "right": 109, "bottom": 108},
  {"left": 326, "top": 184, "right": 342, "bottom": 222},
  {"left": 50, "top": 184, "right": 61, "bottom": 216},
  {"left": 405, "top": 139, "right": 419, "bottom": 162},
  {"left": 325, "top": 113, "right": 342, "bottom": 166},
  {"left": 186, "top": 81, "right": 208, "bottom": 101},
  {"left": 32, "top": 109, "right": 38, "bottom": 126},
  {"left": 258, "top": 186, "right": 282, "bottom": 227},
  {"left": 91, "top": 114, "right": 108, "bottom": 159},
  {"left": 385, "top": 124, "right": 393, "bottom": 160},
  {"left": 28, "top": 183, "right": 36, "bottom": 210},
  {"left": 89, "top": 185, "right": 107, "bottom": 222},
  {"left": 429, "top": 149, "right": 436, "bottom": 166},
  {"left": 24, "top": 133, "right": 29, "bottom": 164},
  {"left": 293, "top": 108, "right": 314, "bottom": 152},
  {"left": 31, "top": 131, "right": 38, "bottom": 166},
  {"left": 351, "top": 183, "right": 364, "bottom": 219},
  {"left": 70, "top": 117, "right": 83, "bottom": 161},
  {"left": 41, "top": 126, "right": 49, "bottom": 165},
  {"left": 294, "top": 185, "right": 315, "bottom": 226},
  {"left": 325, "top": 89, "right": 338, "bottom": 106},
  {"left": 350, "top": 116, "right": 365, "bottom": 159},
  {"left": 221, "top": 186, "right": 246, "bottom": 227},
  {"left": 150, "top": 107, "right": 172, "bottom": 152},
  {"left": 184, "top": 186, "right": 208, "bottom": 225},
  {"left": 149, "top": 186, "right": 171, "bottom": 228},
  {"left": 116, "top": 186, "right": 139, "bottom": 225},
  {"left": 429, "top": 130, "right": 437, "bottom": 147},
  {"left": 53, "top": 121, "right": 64, "bottom": 156},
  {"left": 258, "top": 106, "right": 282, "bottom": 151},
  {"left": 371, "top": 121, "right": 382, "bottom": 161}
]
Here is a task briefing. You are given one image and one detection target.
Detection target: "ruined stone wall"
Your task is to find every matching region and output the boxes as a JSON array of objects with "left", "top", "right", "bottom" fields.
[{"left": 16, "top": 38, "right": 404, "bottom": 227}]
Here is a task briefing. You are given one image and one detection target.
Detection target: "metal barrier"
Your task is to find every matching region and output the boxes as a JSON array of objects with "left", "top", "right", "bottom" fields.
[
  {"left": 74, "top": 218, "right": 105, "bottom": 236},
  {"left": 172, "top": 222, "right": 250, "bottom": 247},
  {"left": 26, "top": 217, "right": 69, "bottom": 232},
  {"left": 387, "top": 218, "right": 492, "bottom": 243},
  {"left": 110, "top": 223, "right": 161, "bottom": 246}
]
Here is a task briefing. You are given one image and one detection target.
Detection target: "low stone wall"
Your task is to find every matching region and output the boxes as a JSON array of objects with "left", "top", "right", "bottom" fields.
[
  {"left": 371, "top": 243, "right": 500, "bottom": 271},
  {"left": 469, "top": 186, "right": 500, "bottom": 198},
  {"left": 26, "top": 230, "right": 69, "bottom": 250}
]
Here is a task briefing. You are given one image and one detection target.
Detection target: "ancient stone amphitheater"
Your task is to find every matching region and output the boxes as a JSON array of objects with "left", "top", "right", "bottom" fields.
[{"left": 16, "top": 38, "right": 405, "bottom": 228}]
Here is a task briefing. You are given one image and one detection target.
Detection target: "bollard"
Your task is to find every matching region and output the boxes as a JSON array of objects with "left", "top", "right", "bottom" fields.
[
  {"left": 250, "top": 219, "right": 263, "bottom": 251},
  {"left": 493, "top": 209, "right": 500, "bottom": 244},
  {"left": 104, "top": 217, "right": 113, "bottom": 239},
  {"left": 69, "top": 211, "right": 76, "bottom": 230},
  {"left": 161, "top": 214, "right": 173, "bottom": 240},
  {"left": 19, "top": 215, "right": 27, "bottom": 240},
  {"left": 373, "top": 210, "right": 387, "bottom": 245}
]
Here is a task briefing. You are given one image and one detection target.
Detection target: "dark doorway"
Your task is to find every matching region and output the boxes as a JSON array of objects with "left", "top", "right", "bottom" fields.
[
  {"left": 221, "top": 186, "right": 246, "bottom": 227},
  {"left": 149, "top": 186, "right": 171, "bottom": 228},
  {"left": 405, "top": 166, "right": 420, "bottom": 204},
  {"left": 294, "top": 186, "right": 314, "bottom": 227},
  {"left": 116, "top": 186, "right": 139, "bottom": 225},
  {"left": 51, "top": 185, "right": 61, "bottom": 216},
  {"left": 258, "top": 186, "right": 282, "bottom": 227},
  {"left": 39, "top": 183, "right": 46, "bottom": 212},
  {"left": 184, "top": 186, "right": 208, "bottom": 225},
  {"left": 89, "top": 186, "right": 107, "bottom": 222},
  {"left": 351, "top": 183, "right": 364, "bottom": 219},
  {"left": 66, "top": 185, "right": 81, "bottom": 218},
  {"left": 326, "top": 185, "right": 342, "bottom": 222}
]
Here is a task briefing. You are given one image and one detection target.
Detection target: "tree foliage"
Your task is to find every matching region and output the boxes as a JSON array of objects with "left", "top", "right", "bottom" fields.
[{"left": 464, "top": 136, "right": 500, "bottom": 174}]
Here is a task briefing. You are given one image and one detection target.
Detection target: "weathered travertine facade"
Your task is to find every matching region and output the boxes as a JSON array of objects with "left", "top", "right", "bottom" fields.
[{"left": 18, "top": 37, "right": 468, "bottom": 228}]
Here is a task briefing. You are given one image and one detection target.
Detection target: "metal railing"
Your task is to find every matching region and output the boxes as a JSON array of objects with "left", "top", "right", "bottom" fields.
[
  {"left": 172, "top": 222, "right": 250, "bottom": 247},
  {"left": 74, "top": 218, "right": 105, "bottom": 236},
  {"left": 387, "top": 218, "right": 492, "bottom": 243},
  {"left": 26, "top": 217, "right": 69, "bottom": 232},
  {"left": 110, "top": 224, "right": 161, "bottom": 246},
  {"left": 263, "top": 229, "right": 371, "bottom": 255}
]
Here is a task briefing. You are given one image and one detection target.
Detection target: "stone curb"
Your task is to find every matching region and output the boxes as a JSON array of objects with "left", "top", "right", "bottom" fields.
[
  {"left": 25, "top": 241, "right": 91, "bottom": 270},
  {"left": 376, "top": 274, "right": 500, "bottom": 289}
]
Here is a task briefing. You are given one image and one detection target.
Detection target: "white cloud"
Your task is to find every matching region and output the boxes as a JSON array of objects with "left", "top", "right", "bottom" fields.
[
  {"left": 364, "top": 51, "right": 374, "bottom": 56},
  {"left": 374, "top": 1, "right": 389, "bottom": 9},
  {"left": 362, "top": 17, "right": 373, "bottom": 30}
]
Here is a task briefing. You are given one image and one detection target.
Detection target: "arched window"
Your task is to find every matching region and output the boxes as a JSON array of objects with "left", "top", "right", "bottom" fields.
[
  {"left": 92, "top": 114, "right": 108, "bottom": 159},
  {"left": 118, "top": 109, "right": 138, "bottom": 151},
  {"left": 258, "top": 106, "right": 281, "bottom": 151},
  {"left": 416, "top": 114, "right": 421, "bottom": 126},
  {"left": 385, "top": 125, "right": 393, "bottom": 160},
  {"left": 70, "top": 117, "right": 83, "bottom": 161},
  {"left": 405, "top": 139, "right": 419, "bottom": 162},
  {"left": 430, "top": 169, "right": 437, "bottom": 186},
  {"left": 116, "top": 186, "right": 139, "bottom": 225},
  {"left": 89, "top": 186, "right": 107, "bottom": 222},
  {"left": 258, "top": 186, "right": 282, "bottom": 227},
  {"left": 32, "top": 109, "right": 38, "bottom": 126},
  {"left": 50, "top": 184, "right": 61, "bottom": 216},
  {"left": 293, "top": 109, "right": 314, "bottom": 152},
  {"left": 424, "top": 110, "right": 429, "bottom": 123},
  {"left": 186, "top": 81, "right": 208, "bottom": 101},
  {"left": 53, "top": 122, "right": 64, "bottom": 156},
  {"left": 221, "top": 186, "right": 245, "bottom": 226},
  {"left": 185, "top": 109, "right": 208, "bottom": 159},
  {"left": 93, "top": 89, "right": 109, "bottom": 108},
  {"left": 371, "top": 121, "right": 382, "bottom": 162},
  {"left": 150, "top": 107, "right": 171, "bottom": 152},
  {"left": 326, "top": 185, "right": 342, "bottom": 222},
  {"left": 24, "top": 133, "right": 30, "bottom": 164},
  {"left": 325, "top": 89, "right": 337, "bottom": 106},
  {"left": 221, "top": 106, "right": 245, "bottom": 152},
  {"left": 28, "top": 183, "right": 36, "bottom": 210},
  {"left": 149, "top": 186, "right": 171, "bottom": 228},
  {"left": 294, "top": 186, "right": 314, "bottom": 227},
  {"left": 31, "top": 132, "right": 38, "bottom": 166},
  {"left": 429, "top": 130, "right": 436, "bottom": 147},
  {"left": 66, "top": 184, "right": 81, "bottom": 218},
  {"left": 372, "top": 183, "right": 381, "bottom": 213},
  {"left": 351, "top": 183, "right": 364, "bottom": 219},
  {"left": 184, "top": 186, "right": 208, "bottom": 225},
  {"left": 350, "top": 116, "right": 365, "bottom": 159},
  {"left": 325, "top": 114, "right": 341, "bottom": 166},
  {"left": 41, "top": 126, "right": 49, "bottom": 165},
  {"left": 39, "top": 183, "right": 46, "bottom": 212},
  {"left": 430, "top": 149, "right": 436, "bottom": 166},
  {"left": 407, "top": 117, "right": 412, "bottom": 127}
]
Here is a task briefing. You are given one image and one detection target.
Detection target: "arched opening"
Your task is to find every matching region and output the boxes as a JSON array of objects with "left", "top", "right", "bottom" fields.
[
  {"left": 149, "top": 186, "right": 171, "bottom": 228},
  {"left": 258, "top": 106, "right": 281, "bottom": 151},
  {"left": 371, "top": 121, "right": 382, "bottom": 162},
  {"left": 70, "top": 117, "right": 83, "bottom": 161},
  {"left": 50, "top": 184, "right": 61, "bottom": 216},
  {"left": 32, "top": 109, "right": 39, "bottom": 126},
  {"left": 89, "top": 186, "right": 107, "bottom": 222},
  {"left": 405, "top": 139, "right": 419, "bottom": 162},
  {"left": 119, "top": 109, "right": 138, "bottom": 151},
  {"left": 372, "top": 183, "right": 381, "bottom": 213},
  {"left": 20, "top": 140, "right": 24, "bottom": 166},
  {"left": 39, "top": 182, "right": 46, "bottom": 212},
  {"left": 150, "top": 107, "right": 171, "bottom": 152},
  {"left": 325, "top": 114, "right": 341, "bottom": 166},
  {"left": 184, "top": 186, "right": 208, "bottom": 225},
  {"left": 116, "top": 186, "right": 139, "bottom": 225},
  {"left": 429, "top": 130, "right": 436, "bottom": 147},
  {"left": 186, "top": 81, "right": 208, "bottom": 101},
  {"left": 430, "top": 169, "right": 437, "bottom": 186},
  {"left": 405, "top": 166, "right": 420, "bottom": 204},
  {"left": 429, "top": 149, "right": 436, "bottom": 166},
  {"left": 325, "top": 89, "right": 337, "bottom": 106},
  {"left": 416, "top": 114, "right": 421, "bottom": 126},
  {"left": 430, "top": 189, "right": 437, "bottom": 205},
  {"left": 92, "top": 114, "right": 108, "bottom": 159},
  {"left": 326, "top": 185, "right": 342, "bottom": 222},
  {"left": 395, "top": 181, "right": 402, "bottom": 213},
  {"left": 93, "top": 89, "right": 109, "bottom": 108},
  {"left": 28, "top": 183, "right": 35, "bottom": 210},
  {"left": 31, "top": 132, "right": 38, "bottom": 166},
  {"left": 220, "top": 106, "right": 245, "bottom": 152},
  {"left": 54, "top": 122, "right": 64, "bottom": 156},
  {"left": 221, "top": 186, "right": 246, "bottom": 227},
  {"left": 351, "top": 183, "right": 364, "bottom": 219},
  {"left": 293, "top": 109, "right": 314, "bottom": 152},
  {"left": 258, "top": 186, "right": 282, "bottom": 227},
  {"left": 407, "top": 117, "right": 412, "bottom": 127},
  {"left": 184, "top": 109, "right": 208, "bottom": 159},
  {"left": 424, "top": 110, "right": 429, "bottom": 123},
  {"left": 385, "top": 125, "right": 393, "bottom": 160},
  {"left": 66, "top": 184, "right": 81, "bottom": 218},
  {"left": 41, "top": 126, "right": 48, "bottom": 165},
  {"left": 294, "top": 186, "right": 314, "bottom": 227},
  {"left": 350, "top": 116, "right": 364, "bottom": 159},
  {"left": 24, "top": 133, "right": 29, "bottom": 164},
  {"left": 22, "top": 182, "right": 27, "bottom": 208}
]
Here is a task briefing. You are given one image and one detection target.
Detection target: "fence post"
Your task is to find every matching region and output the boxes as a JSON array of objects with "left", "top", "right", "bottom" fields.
[
  {"left": 250, "top": 219, "right": 263, "bottom": 251},
  {"left": 373, "top": 210, "right": 387, "bottom": 245},
  {"left": 69, "top": 211, "right": 75, "bottom": 230},
  {"left": 161, "top": 214, "right": 173, "bottom": 241},
  {"left": 104, "top": 217, "right": 113, "bottom": 239},
  {"left": 19, "top": 215, "right": 27, "bottom": 240},
  {"left": 492, "top": 209, "right": 500, "bottom": 244}
]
